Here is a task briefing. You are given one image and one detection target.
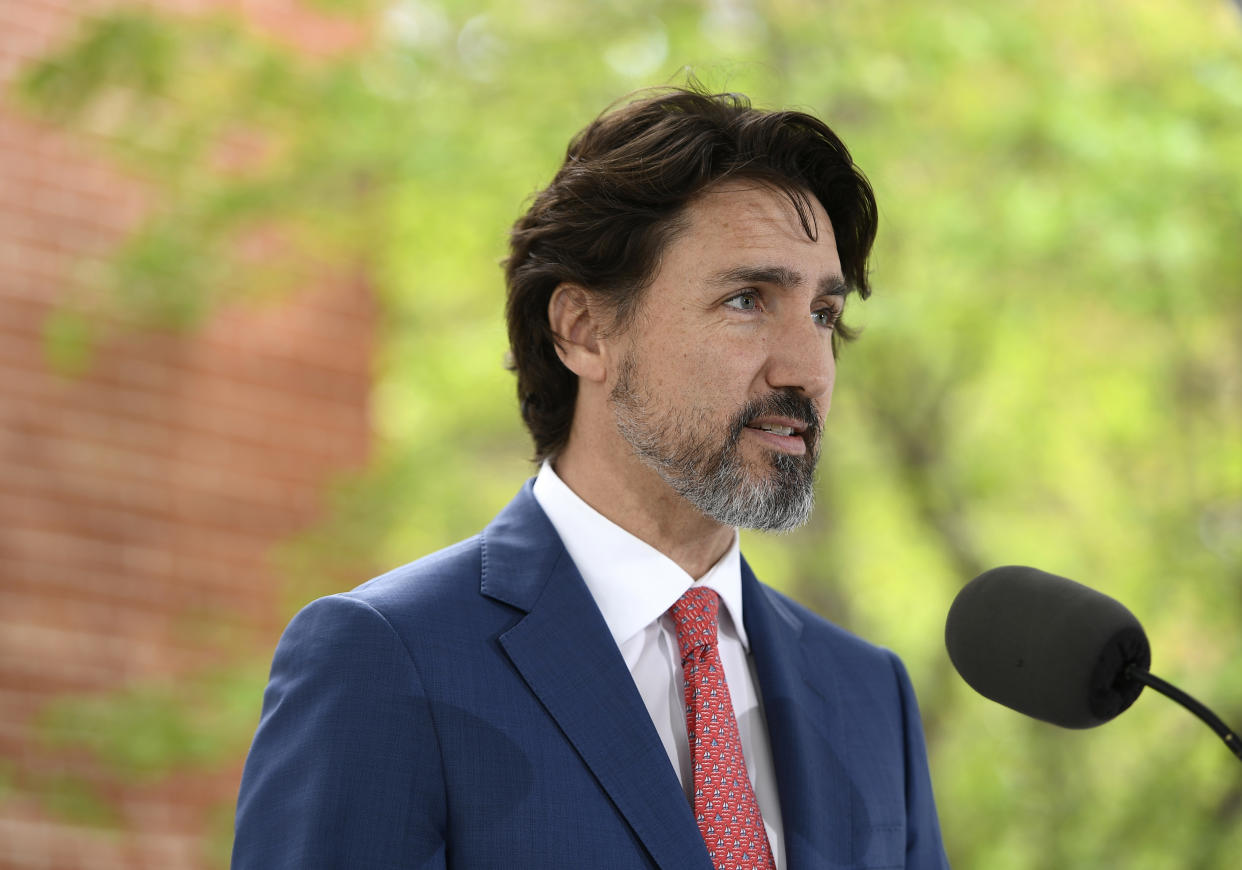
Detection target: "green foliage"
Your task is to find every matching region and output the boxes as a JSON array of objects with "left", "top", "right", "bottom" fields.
[
  {"left": 203, "top": 799, "right": 240, "bottom": 870},
  {"left": 17, "top": 9, "right": 396, "bottom": 331},
  {"left": 29, "top": 774, "right": 121, "bottom": 829},
  {"left": 41, "top": 307, "right": 96, "bottom": 375},
  {"left": 36, "top": 661, "right": 268, "bottom": 782},
  {"left": 14, "top": 1, "right": 1242, "bottom": 867}
]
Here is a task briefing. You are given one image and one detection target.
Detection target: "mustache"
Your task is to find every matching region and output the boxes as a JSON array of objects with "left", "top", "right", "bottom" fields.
[{"left": 728, "top": 391, "right": 821, "bottom": 443}]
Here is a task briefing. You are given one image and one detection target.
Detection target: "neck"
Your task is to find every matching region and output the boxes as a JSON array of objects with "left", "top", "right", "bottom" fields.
[{"left": 551, "top": 438, "right": 736, "bottom": 580}]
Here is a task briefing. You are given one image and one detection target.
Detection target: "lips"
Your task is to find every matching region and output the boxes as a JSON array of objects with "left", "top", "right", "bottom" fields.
[
  {"left": 741, "top": 413, "right": 814, "bottom": 458},
  {"left": 754, "top": 423, "right": 794, "bottom": 436},
  {"left": 734, "top": 394, "right": 820, "bottom": 456},
  {"left": 743, "top": 415, "right": 809, "bottom": 437}
]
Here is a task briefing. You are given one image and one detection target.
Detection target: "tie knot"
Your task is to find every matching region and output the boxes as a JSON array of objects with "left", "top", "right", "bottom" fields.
[{"left": 669, "top": 586, "right": 720, "bottom": 662}]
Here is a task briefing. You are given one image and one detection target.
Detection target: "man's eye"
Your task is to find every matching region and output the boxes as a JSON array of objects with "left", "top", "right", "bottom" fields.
[
  {"left": 724, "top": 292, "right": 759, "bottom": 311},
  {"left": 812, "top": 308, "right": 841, "bottom": 328}
]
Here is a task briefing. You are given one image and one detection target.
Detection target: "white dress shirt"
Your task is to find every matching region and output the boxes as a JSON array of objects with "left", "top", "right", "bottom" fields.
[{"left": 532, "top": 461, "right": 785, "bottom": 867}]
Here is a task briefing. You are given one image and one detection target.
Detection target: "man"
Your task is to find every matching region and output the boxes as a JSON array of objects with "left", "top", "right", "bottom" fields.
[{"left": 232, "top": 88, "right": 949, "bottom": 869}]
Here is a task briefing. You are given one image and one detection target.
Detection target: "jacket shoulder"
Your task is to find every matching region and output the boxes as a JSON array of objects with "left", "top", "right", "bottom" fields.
[
  {"left": 759, "top": 582, "right": 896, "bottom": 661},
  {"left": 344, "top": 534, "right": 485, "bottom": 610}
]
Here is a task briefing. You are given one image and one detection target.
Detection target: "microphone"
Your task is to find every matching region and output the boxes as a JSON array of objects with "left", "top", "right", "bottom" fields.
[{"left": 946, "top": 566, "right": 1242, "bottom": 760}]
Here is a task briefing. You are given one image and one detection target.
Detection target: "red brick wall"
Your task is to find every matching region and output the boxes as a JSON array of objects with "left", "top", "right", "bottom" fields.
[{"left": 0, "top": 3, "right": 374, "bottom": 867}]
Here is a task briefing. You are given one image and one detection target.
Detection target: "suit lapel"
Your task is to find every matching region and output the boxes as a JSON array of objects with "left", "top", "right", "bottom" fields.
[
  {"left": 742, "top": 560, "right": 862, "bottom": 870},
  {"left": 481, "top": 484, "right": 713, "bottom": 870}
]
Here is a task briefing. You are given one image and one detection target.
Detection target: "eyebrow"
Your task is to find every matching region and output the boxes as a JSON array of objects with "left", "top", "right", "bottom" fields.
[{"left": 711, "top": 265, "right": 849, "bottom": 297}]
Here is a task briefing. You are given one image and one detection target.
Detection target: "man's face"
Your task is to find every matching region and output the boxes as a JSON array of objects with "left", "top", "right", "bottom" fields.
[{"left": 607, "top": 181, "right": 845, "bottom": 531}]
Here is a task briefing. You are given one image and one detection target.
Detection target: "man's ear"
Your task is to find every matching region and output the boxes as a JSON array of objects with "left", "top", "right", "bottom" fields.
[{"left": 548, "top": 283, "right": 608, "bottom": 384}]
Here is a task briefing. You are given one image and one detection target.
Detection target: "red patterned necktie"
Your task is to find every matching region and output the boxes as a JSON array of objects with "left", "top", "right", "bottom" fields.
[{"left": 670, "top": 586, "right": 776, "bottom": 870}]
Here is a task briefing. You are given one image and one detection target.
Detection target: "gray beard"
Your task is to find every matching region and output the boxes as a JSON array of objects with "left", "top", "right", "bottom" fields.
[{"left": 609, "top": 357, "right": 818, "bottom": 532}]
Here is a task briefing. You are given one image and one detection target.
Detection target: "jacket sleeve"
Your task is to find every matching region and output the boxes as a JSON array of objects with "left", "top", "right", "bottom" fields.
[
  {"left": 232, "top": 594, "right": 448, "bottom": 869},
  {"left": 890, "top": 652, "right": 952, "bottom": 870}
]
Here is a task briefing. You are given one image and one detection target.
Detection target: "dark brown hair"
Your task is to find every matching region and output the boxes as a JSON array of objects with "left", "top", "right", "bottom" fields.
[{"left": 505, "top": 87, "right": 878, "bottom": 461}]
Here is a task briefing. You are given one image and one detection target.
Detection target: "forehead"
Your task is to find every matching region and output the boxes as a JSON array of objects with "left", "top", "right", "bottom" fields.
[{"left": 666, "top": 180, "right": 841, "bottom": 278}]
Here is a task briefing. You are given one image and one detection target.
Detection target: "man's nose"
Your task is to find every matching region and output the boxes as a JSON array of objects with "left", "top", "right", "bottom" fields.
[{"left": 762, "top": 315, "right": 836, "bottom": 401}]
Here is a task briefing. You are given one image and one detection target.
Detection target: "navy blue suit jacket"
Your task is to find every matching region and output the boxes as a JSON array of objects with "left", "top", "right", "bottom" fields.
[{"left": 232, "top": 482, "right": 949, "bottom": 869}]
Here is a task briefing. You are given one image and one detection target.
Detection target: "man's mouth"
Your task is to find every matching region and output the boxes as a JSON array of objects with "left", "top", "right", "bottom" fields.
[
  {"left": 733, "top": 393, "right": 820, "bottom": 458},
  {"left": 742, "top": 416, "right": 813, "bottom": 456}
]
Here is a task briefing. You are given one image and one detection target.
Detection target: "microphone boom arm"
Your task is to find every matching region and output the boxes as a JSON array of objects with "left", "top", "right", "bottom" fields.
[{"left": 1125, "top": 666, "right": 1242, "bottom": 763}]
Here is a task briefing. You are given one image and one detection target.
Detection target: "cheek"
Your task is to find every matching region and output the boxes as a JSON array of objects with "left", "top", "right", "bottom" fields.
[
  {"left": 687, "top": 348, "right": 762, "bottom": 403},
  {"left": 647, "top": 334, "right": 718, "bottom": 388},
  {"left": 636, "top": 324, "right": 761, "bottom": 406},
  {"left": 820, "top": 364, "right": 837, "bottom": 416}
]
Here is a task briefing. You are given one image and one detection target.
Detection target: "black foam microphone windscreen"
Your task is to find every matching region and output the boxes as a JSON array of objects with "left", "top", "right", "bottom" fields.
[{"left": 945, "top": 566, "right": 1151, "bottom": 728}]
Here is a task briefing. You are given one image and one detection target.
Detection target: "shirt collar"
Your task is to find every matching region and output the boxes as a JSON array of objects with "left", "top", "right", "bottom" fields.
[{"left": 532, "top": 460, "right": 748, "bottom": 651}]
